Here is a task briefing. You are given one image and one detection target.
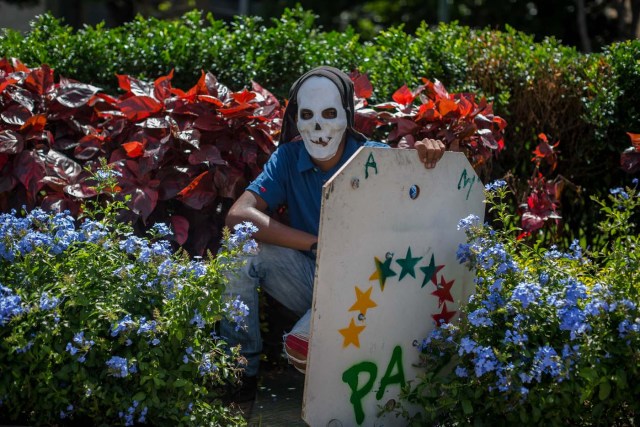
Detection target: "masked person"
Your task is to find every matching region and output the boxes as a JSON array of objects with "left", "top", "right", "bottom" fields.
[{"left": 221, "top": 66, "right": 445, "bottom": 402}]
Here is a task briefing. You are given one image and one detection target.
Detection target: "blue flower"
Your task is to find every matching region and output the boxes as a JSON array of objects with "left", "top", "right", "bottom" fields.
[
  {"left": 610, "top": 187, "right": 629, "bottom": 199},
  {"left": 503, "top": 329, "right": 528, "bottom": 346},
  {"left": 106, "top": 356, "right": 134, "bottom": 378},
  {"left": 96, "top": 168, "right": 122, "bottom": 180},
  {"left": 152, "top": 222, "right": 172, "bottom": 236},
  {"left": 137, "top": 317, "right": 157, "bottom": 335},
  {"left": 158, "top": 259, "right": 174, "bottom": 277},
  {"left": 618, "top": 319, "right": 640, "bottom": 337},
  {"left": 16, "top": 341, "right": 34, "bottom": 353},
  {"left": 190, "top": 310, "right": 205, "bottom": 329},
  {"left": 468, "top": 307, "right": 494, "bottom": 327},
  {"left": 458, "top": 336, "right": 477, "bottom": 356},
  {"left": 457, "top": 214, "right": 480, "bottom": 231},
  {"left": 472, "top": 346, "right": 499, "bottom": 377},
  {"left": 455, "top": 366, "right": 468, "bottom": 377},
  {"left": 531, "top": 346, "right": 562, "bottom": 381},
  {"left": 227, "top": 222, "right": 259, "bottom": 253},
  {"left": 1, "top": 285, "right": 25, "bottom": 326},
  {"left": 544, "top": 245, "right": 563, "bottom": 259},
  {"left": 138, "top": 406, "right": 148, "bottom": 423},
  {"left": 151, "top": 240, "right": 172, "bottom": 257},
  {"left": 65, "top": 342, "right": 78, "bottom": 356},
  {"left": 199, "top": 353, "right": 218, "bottom": 376},
  {"left": 558, "top": 306, "right": 591, "bottom": 340},
  {"left": 119, "top": 235, "right": 144, "bottom": 254},
  {"left": 111, "top": 314, "right": 135, "bottom": 337},
  {"left": 39, "top": 292, "right": 61, "bottom": 311},
  {"left": 456, "top": 243, "right": 472, "bottom": 263},
  {"left": 225, "top": 296, "right": 249, "bottom": 331},
  {"left": 510, "top": 282, "right": 541, "bottom": 309},
  {"left": 484, "top": 179, "right": 506, "bottom": 191},
  {"left": 185, "top": 260, "right": 207, "bottom": 278}
]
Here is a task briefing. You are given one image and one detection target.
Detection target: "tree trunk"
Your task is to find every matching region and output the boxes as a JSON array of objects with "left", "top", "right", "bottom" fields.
[
  {"left": 575, "top": 0, "right": 592, "bottom": 53},
  {"left": 631, "top": 0, "right": 640, "bottom": 38}
]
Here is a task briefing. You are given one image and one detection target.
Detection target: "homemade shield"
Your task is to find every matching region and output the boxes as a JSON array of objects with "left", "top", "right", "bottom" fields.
[{"left": 302, "top": 148, "right": 485, "bottom": 426}]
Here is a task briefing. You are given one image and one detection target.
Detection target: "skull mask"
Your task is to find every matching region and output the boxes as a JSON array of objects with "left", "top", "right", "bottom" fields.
[{"left": 296, "top": 76, "right": 347, "bottom": 161}]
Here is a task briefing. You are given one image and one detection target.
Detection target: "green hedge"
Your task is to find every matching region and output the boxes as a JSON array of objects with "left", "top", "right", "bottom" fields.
[{"left": 1, "top": 7, "right": 638, "bottom": 245}]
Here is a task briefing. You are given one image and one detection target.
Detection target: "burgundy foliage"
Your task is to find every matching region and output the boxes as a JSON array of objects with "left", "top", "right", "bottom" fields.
[
  {"left": 621, "top": 132, "right": 640, "bottom": 174},
  {"left": 0, "top": 58, "right": 280, "bottom": 255},
  {"left": 518, "top": 133, "right": 562, "bottom": 239},
  {"left": 352, "top": 75, "right": 507, "bottom": 168}
]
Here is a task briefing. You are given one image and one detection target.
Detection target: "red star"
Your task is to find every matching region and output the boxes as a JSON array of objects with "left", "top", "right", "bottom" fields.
[
  {"left": 431, "top": 275, "right": 454, "bottom": 307},
  {"left": 430, "top": 264, "right": 445, "bottom": 286},
  {"left": 431, "top": 303, "right": 456, "bottom": 326}
]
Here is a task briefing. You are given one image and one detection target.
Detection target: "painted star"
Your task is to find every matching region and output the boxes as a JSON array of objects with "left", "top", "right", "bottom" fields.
[
  {"left": 395, "top": 247, "right": 423, "bottom": 281},
  {"left": 419, "top": 254, "right": 444, "bottom": 288},
  {"left": 431, "top": 303, "right": 457, "bottom": 326},
  {"left": 349, "top": 286, "right": 378, "bottom": 316},
  {"left": 369, "top": 256, "right": 397, "bottom": 291},
  {"left": 431, "top": 275, "right": 455, "bottom": 307},
  {"left": 339, "top": 318, "right": 366, "bottom": 348}
]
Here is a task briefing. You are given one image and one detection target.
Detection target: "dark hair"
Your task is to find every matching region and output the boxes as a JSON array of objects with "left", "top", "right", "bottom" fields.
[{"left": 279, "top": 66, "right": 366, "bottom": 144}]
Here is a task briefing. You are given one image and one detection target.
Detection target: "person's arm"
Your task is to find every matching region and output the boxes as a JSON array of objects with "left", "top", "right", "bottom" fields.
[
  {"left": 226, "top": 190, "right": 317, "bottom": 251},
  {"left": 414, "top": 138, "right": 446, "bottom": 169}
]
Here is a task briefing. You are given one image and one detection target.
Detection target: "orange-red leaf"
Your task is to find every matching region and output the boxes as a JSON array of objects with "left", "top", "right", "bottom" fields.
[
  {"left": 392, "top": 85, "right": 415, "bottom": 106},
  {"left": 118, "top": 96, "right": 162, "bottom": 121},
  {"left": 350, "top": 70, "right": 373, "bottom": 99},
  {"left": 437, "top": 99, "right": 458, "bottom": 117},
  {"left": 231, "top": 89, "right": 256, "bottom": 104},
  {"left": 627, "top": 132, "right": 640, "bottom": 149},
  {"left": 122, "top": 141, "right": 145, "bottom": 158}
]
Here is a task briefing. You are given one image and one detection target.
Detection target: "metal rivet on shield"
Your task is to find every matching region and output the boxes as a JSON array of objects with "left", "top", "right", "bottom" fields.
[
  {"left": 385, "top": 252, "right": 393, "bottom": 259},
  {"left": 409, "top": 184, "right": 420, "bottom": 200},
  {"left": 412, "top": 339, "right": 419, "bottom": 347},
  {"left": 327, "top": 419, "right": 343, "bottom": 427},
  {"left": 358, "top": 313, "right": 366, "bottom": 321},
  {"left": 351, "top": 178, "right": 360, "bottom": 189},
  {"left": 384, "top": 399, "right": 396, "bottom": 411}
]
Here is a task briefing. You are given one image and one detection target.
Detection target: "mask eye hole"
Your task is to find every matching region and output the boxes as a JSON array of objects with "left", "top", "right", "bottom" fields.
[
  {"left": 300, "top": 109, "right": 313, "bottom": 120},
  {"left": 322, "top": 108, "right": 337, "bottom": 119}
]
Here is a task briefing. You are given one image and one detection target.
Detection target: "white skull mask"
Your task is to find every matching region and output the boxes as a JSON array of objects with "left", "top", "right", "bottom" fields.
[{"left": 296, "top": 76, "right": 348, "bottom": 161}]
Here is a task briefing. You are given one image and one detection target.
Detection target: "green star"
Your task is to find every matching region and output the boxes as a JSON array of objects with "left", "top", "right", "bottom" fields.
[
  {"left": 395, "top": 247, "right": 423, "bottom": 281},
  {"left": 369, "top": 256, "right": 397, "bottom": 291},
  {"left": 420, "top": 254, "right": 438, "bottom": 288}
]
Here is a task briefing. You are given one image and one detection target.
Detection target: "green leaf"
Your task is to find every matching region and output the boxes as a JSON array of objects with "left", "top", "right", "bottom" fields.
[
  {"left": 462, "top": 399, "right": 473, "bottom": 415},
  {"left": 598, "top": 381, "right": 611, "bottom": 400},
  {"left": 174, "top": 378, "right": 189, "bottom": 388},
  {"left": 132, "top": 391, "right": 146, "bottom": 402},
  {"left": 579, "top": 367, "right": 597, "bottom": 381}
]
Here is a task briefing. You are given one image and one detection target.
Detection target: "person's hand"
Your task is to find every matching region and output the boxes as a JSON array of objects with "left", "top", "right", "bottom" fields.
[{"left": 415, "top": 138, "right": 445, "bottom": 169}]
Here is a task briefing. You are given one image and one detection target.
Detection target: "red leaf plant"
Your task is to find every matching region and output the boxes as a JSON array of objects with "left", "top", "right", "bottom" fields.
[
  {"left": 621, "top": 132, "right": 640, "bottom": 174},
  {"left": 517, "top": 133, "right": 563, "bottom": 240},
  {"left": 0, "top": 59, "right": 281, "bottom": 255},
  {"left": 352, "top": 73, "right": 507, "bottom": 168}
]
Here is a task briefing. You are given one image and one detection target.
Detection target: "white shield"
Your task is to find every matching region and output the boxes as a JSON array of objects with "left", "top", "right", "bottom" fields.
[{"left": 302, "top": 148, "right": 485, "bottom": 426}]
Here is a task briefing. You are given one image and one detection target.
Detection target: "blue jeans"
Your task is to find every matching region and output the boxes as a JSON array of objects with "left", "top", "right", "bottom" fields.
[{"left": 220, "top": 244, "right": 316, "bottom": 377}]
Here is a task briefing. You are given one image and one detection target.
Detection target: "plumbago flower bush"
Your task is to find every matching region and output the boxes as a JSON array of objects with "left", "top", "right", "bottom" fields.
[
  {"left": 397, "top": 179, "right": 640, "bottom": 425},
  {"left": 0, "top": 167, "right": 254, "bottom": 426}
]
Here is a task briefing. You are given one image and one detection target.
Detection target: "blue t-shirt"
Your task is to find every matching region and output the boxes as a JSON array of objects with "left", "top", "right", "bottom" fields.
[{"left": 247, "top": 137, "right": 387, "bottom": 236}]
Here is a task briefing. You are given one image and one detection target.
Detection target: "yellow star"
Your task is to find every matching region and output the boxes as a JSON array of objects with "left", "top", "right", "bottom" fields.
[
  {"left": 338, "top": 318, "right": 366, "bottom": 348},
  {"left": 348, "top": 286, "right": 378, "bottom": 316}
]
